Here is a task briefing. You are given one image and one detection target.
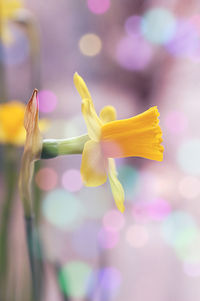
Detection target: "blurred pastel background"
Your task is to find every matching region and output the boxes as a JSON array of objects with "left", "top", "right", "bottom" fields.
[{"left": 1, "top": 0, "right": 200, "bottom": 300}]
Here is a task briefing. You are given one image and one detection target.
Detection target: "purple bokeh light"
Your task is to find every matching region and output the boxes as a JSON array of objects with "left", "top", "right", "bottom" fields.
[
  {"left": 98, "top": 228, "right": 119, "bottom": 249},
  {"left": 87, "top": 0, "right": 110, "bottom": 15},
  {"left": 115, "top": 35, "right": 153, "bottom": 71},
  {"left": 166, "top": 19, "right": 199, "bottom": 58},
  {"left": 98, "top": 267, "right": 121, "bottom": 296},
  {"left": 62, "top": 169, "right": 83, "bottom": 192},
  {"left": 38, "top": 90, "right": 58, "bottom": 113},
  {"left": 103, "top": 210, "right": 125, "bottom": 232},
  {"left": 125, "top": 15, "right": 142, "bottom": 36},
  {"left": 132, "top": 198, "right": 171, "bottom": 222}
]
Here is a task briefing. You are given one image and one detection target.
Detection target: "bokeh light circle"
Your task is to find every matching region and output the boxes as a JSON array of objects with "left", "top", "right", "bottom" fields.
[
  {"left": 132, "top": 198, "right": 171, "bottom": 222},
  {"left": 166, "top": 19, "right": 199, "bottom": 58},
  {"left": 141, "top": 8, "right": 176, "bottom": 44},
  {"left": 126, "top": 225, "right": 149, "bottom": 248},
  {"left": 125, "top": 15, "right": 141, "bottom": 36},
  {"left": 176, "top": 236, "right": 200, "bottom": 263},
  {"left": 87, "top": 0, "right": 110, "bottom": 14},
  {"left": 179, "top": 176, "right": 200, "bottom": 199},
  {"left": 79, "top": 33, "right": 102, "bottom": 56},
  {"left": 116, "top": 35, "right": 153, "bottom": 71},
  {"left": 177, "top": 139, "right": 200, "bottom": 175},
  {"left": 42, "top": 189, "right": 84, "bottom": 230},
  {"left": 35, "top": 167, "right": 58, "bottom": 191},
  {"left": 62, "top": 169, "right": 82, "bottom": 192},
  {"left": 59, "top": 261, "right": 93, "bottom": 298},
  {"left": 103, "top": 209, "right": 125, "bottom": 232},
  {"left": 118, "top": 165, "right": 139, "bottom": 200},
  {"left": 38, "top": 90, "right": 57, "bottom": 113},
  {"left": 161, "top": 211, "right": 198, "bottom": 249},
  {"left": 97, "top": 267, "right": 121, "bottom": 298},
  {"left": 98, "top": 228, "right": 119, "bottom": 249}
]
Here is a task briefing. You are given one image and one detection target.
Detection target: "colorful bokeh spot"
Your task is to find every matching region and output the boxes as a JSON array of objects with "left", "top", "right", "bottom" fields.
[
  {"left": 166, "top": 19, "right": 199, "bottom": 58},
  {"left": 126, "top": 224, "right": 149, "bottom": 248},
  {"left": 132, "top": 198, "right": 171, "bottom": 222},
  {"left": 177, "top": 139, "right": 200, "bottom": 175},
  {"left": 62, "top": 169, "right": 82, "bottom": 192},
  {"left": 79, "top": 33, "right": 102, "bottom": 56},
  {"left": 176, "top": 236, "right": 200, "bottom": 263},
  {"left": 118, "top": 165, "right": 139, "bottom": 200},
  {"left": 125, "top": 15, "right": 141, "bottom": 36},
  {"left": 103, "top": 209, "right": 125, "bottom": 232},
  {"left": 59, "top": 261, "right": 93, "bottom": 298},
  {"left": 141, "top": 8, "right": 176, "bottom": 44},
  {"left": 116, "top": 35, "right": 153, "bottom": 71},
  {"left": 42, "top": 189, "right": 84, "bottom": 230},
  {"left": 38, "top": 90, "right": 57, "bottom": 113},
  {"left": 87, "top": 0, "right": 110, "bottom": 14},
  {"left": 96, "top": 267, "right": 121, "bottom": 298},
  {"left": 165, "top": 111, "right": 188, "bottom": 134},
  {"left": 35, "top": 167, "right": 58, "bottom": 191},
  {"left": 161, "top": 211, "right": 198, "bottom": 251},
  {"left": 98, "top": 228, "right": 119, "bottom": 249}
]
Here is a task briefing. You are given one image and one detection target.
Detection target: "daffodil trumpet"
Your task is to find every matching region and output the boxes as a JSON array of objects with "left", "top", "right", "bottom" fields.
[{"left": 73, "top": 72, "right": 164, "bottom": 213}]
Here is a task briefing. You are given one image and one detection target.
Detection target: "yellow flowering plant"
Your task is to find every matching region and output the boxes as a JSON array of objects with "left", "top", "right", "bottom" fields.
[
  {"left": 0, "top": 100, "right": 25, "bottom": 145},
  {"left": 19, "top": 74, "right": 163, "bottom": 215},
  {"left": 0, "top": 98, "right": 47, "bottom": 146},
  {"left": 17, "top": 77, "right": 164, "bottom": 300},
  {"left": 73, "top": 73, "right": 164, "bottom": 212},
  {"left": 0, "top": 0, "right": 23, "bottom": 44}
]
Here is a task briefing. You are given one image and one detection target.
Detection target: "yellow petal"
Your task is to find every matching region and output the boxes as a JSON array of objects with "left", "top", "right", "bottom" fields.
[
  {"left": 81, "top": 140, "right": 107, "bottom": 186},
  {"left": 108, "top": 158, "right": 125, "bottom": 213},
  {"left": 99, "top": 105, "right": 117, "bottom": 123},
  {"left": 73, "top": 72, "right": 92, "bottom": 100},
  {"left": 74, "top": 73, "right": 102, "bottom": 141},
  {"left": 101, "top": 106, "right": 164, "bottom": 161},
  {"left": 81, "top": 98, "right": 102, "bottom": 141}
]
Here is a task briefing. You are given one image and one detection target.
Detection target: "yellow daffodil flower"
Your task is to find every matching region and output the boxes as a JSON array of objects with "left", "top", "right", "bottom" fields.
[
  {"left": 0, "top": 100, "right": 26, "bottom": 145},
  {"left": 19, "top": 89, "right": 42, "bottom": 215},
  {"left": 0, "top": 0, "right": 22, "bottom": 19},
  {"left": 0, "top": 99, "right": 47, "bottom": 146},
  {"left": 0, "top": 0, "right": 23, "bottom": 44},
  {"left": 74, "top": 72, "right": 164, "bottom": 213}
]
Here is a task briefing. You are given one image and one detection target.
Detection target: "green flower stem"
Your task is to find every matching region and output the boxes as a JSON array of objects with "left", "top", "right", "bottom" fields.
[
  {"left": 0, "top": 146, "right": 18, "bottom": 299},
  {"left": 25, "top": 216, "right": 43, "bottom": 301},
  {"left": 41, "top": 134, "right": 89, "bottom": 159},
  {"left": 22, "top": 134, "right": 89, "bottom": 300}
]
